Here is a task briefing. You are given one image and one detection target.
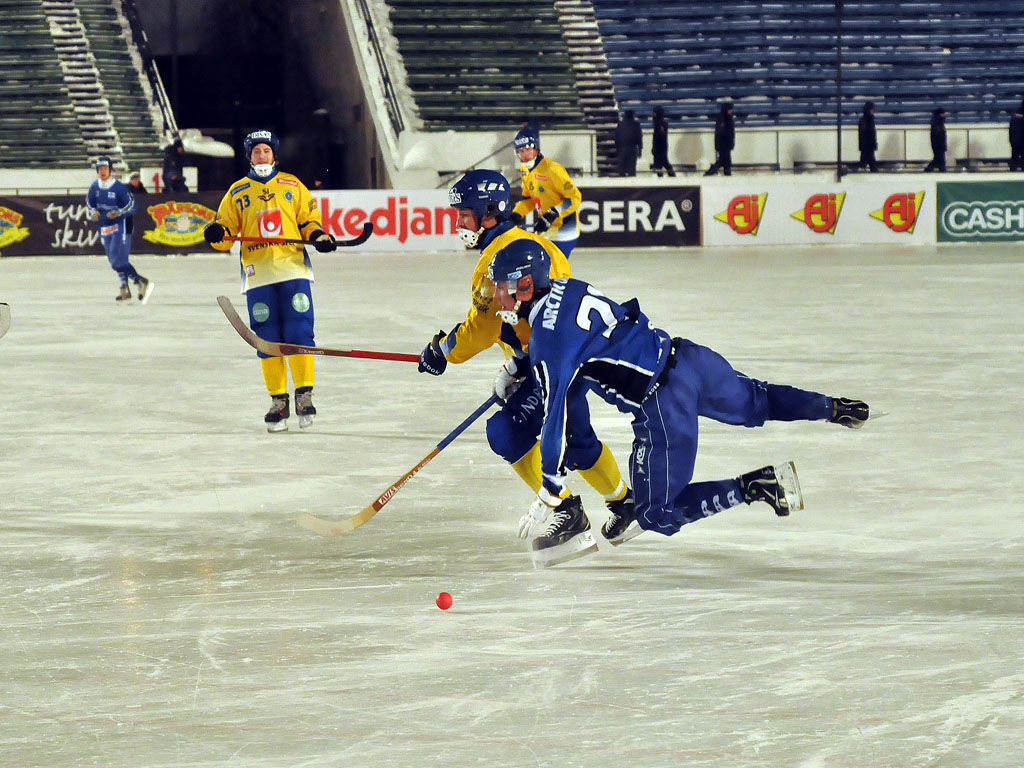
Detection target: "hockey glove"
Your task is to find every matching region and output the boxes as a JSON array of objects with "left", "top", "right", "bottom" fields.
[
  {"left": 89, "top": 210, "right": 100, "bottom": 222},
  {"left": 417, "top": 330, "right": 448, "bottom": 375},
  {"left": 105, "top": 209, "right": 120, "bottom": 219},
  {"left": 493, "top": 355, "right": 528, "bottom": 402},
  {"left": 509, "top": 211, "right": 526, "bottom": 227},
  {"left": 309, "top": 229, "right": 336, "bottom": 252},
  {"left": 533, "top": 208, "right": 560, "bottom": 233},
  {"left": 203, "top": 222, "right": 225, "bottom": 244},
  {"left": 518, "top": 487, "right": 561, "bottom": 539}
]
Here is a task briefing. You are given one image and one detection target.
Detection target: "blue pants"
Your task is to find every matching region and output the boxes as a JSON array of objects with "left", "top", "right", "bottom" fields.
[
  {"left": 246, "top": 279, "right": 315, "bottom": 359},
  {"left": 101, "top": 228, "right": 138, "bottom": 284},
  {"left": 632, "top": 339, "right": 829, "bottom": 536},
  {"left": 487, "top": 371, "right": 603, "bottom": 471}
]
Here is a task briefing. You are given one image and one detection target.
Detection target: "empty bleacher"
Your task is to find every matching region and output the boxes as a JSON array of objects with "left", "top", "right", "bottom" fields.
[
  {"left": 0, "top": 0, "right": 89, "bottom": 167},
  {"left": 592, "top": 1, "right": 1024, "bottom": 128},
  {"left": 386, "top": 0, "right": 588, "bottom": 130}
]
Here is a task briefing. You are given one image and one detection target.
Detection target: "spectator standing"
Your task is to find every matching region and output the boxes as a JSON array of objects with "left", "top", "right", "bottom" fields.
[
  {"left": 162, "top": 137, "right": 188, "bottom": 192},
  {"left": 127, "top": 172, "right": 148, "bottom": 195},
  {"left": 925, "top": 108, "right": 947, "bottom": 172},
  {"left": 1009, "top": 101, "right": 1024, "bottom": 171},
  {"left": 704, "top": 102, "right": 735, "bottom": 176},
  {"left": 614, "top": 109, "right": 643, "bottom": 176},
  {"left": 651, "top": 106, "right": 675, "bottom": 177},
  {"left": 857, "top": 102, "right": 878, "bottom": 173}
]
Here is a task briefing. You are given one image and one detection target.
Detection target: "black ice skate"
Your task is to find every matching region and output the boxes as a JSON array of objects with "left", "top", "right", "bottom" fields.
[
  {"left": 601, "top": 488, "right": 644, "bottom": 545},
  {"left": 295, "top": 386, "right": 316, "bottom": 429},
  {"left": 265, "top": 393, "right": 290, "bottom": 433},
  {"left": 530, "top": 495, "right": 598, "bottom": 568},
  {"left": 829, "top": 397, "right": 869, "bottom": 429},
  {"left": 739, "top": 461, "right": 804, "bottom": 517},
  {"left": 115, "top": 284, "right": 132, "bottom": 302},
  {"left": 135, "top": 276, "right": 154, "bottom": 304}
]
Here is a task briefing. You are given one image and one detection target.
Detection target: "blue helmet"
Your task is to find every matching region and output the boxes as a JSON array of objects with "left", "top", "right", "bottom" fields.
[
  {"left": 488, "top": 238, "right": 551, "bottom": 301},
  {"left": 243, "top": 129, "right": 280, "bottom": 161},
  {"left": 448, "top": 169, "right": 511, "bottom": 222},
  {"left": 95, "top": 156, "right": 112, "bottom": 170},
  {"left": 513, "top": 128, "right": 539, "bottom": 152}
]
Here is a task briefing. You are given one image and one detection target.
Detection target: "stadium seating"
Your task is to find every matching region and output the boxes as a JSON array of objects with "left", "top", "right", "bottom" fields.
[
  {"left": 591, "top": 1, "right": 1024, "bottom": 128},
  {"left": 386, "top": 0, "right": 588, "bottom": 130}
]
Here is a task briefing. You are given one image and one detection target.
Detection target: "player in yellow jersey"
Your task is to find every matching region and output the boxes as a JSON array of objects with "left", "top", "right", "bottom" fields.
[
  {"left": 509, "top": 127, "right": 582, "bottom": 258},
  {"left": 203, "top": 129, "right": 336, "bottom": 432},
  {"left": 417, "top": 170, "right": 638, "bottom": 566}
]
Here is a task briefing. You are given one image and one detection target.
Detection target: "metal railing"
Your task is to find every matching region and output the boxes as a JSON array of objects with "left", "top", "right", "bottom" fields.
[
  {"left": 120, "top": 0, "right": 179, "bottom": 143},
  {"left": 352, "top": 0, "right": 405, "bottom": 137}
]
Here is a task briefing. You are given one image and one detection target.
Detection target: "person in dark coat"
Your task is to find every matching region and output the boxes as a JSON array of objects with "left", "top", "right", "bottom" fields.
[
  {"left": 925, "top": 108, "right": 947, "bottom": 172},
  {"left": 614, "top": 110, "right": 643, "bottom": 176},
  {"left": 857, "top": 102, "right": 878, "bottom": 173},
  {"left": 704, "top": 102, "right": 735, "bottom": 176},
  {"left": 1009, "top": 101, "right": 1024, "bottom": 171},
  {"left": 161, "top": 137, "right": 188, "bottom": 193},
  {"left": 650, "top": 106, "right": 675, "bottom": 177},
  {"left": 127, "top": 172, "right": 148, "bottom": 195}
]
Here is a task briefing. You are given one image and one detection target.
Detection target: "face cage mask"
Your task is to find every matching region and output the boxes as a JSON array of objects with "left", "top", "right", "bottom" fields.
[
  {"left": 251, "top": 162, "right": 275, "bottom": 178},
  {"left": 457, "top": 225, "right": 484, "bottom": 248},
  {"left": 514, "top": 147, "right": 539, "bottom": 170}
]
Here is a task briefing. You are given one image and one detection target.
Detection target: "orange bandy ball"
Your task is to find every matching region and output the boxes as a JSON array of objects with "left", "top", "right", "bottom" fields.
[{"left": 436, "top": 592, "right": 453, "bottom": 610}]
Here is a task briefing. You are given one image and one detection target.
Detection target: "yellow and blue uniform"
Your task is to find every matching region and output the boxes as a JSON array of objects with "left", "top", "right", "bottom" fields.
[
  {"left": 438, "top": 221, "right": 626, "bottom": 503},
  {"left": 210, "top": 169, "right": 322, "bottom": 395},
  {"left": 513, "top": 155, "right": 582, "bottom": 257}
]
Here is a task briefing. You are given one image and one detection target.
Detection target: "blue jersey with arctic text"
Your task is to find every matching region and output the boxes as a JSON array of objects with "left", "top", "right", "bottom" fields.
[{"left": 524, "top": 278, "right": 673, "bottom": 492}]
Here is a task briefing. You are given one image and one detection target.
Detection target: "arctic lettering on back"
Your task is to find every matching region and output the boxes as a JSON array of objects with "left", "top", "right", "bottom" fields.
[{"left": 542, "top": 280, "right": 567, "bottom": 330}]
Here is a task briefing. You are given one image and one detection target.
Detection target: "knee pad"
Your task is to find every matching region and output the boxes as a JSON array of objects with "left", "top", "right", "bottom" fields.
[{"left": 486, "top": 409, "right": 537, "bottom": 465}]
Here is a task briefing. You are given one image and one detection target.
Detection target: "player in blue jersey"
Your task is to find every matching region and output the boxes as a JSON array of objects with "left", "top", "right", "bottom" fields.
[
  {"left": 418, "top": 170, "right": 634, "bottom": 566},
  {"left": 86, "top": 157, "right": 152, "bottom": 303},
  {"left": 486, "top": 239, "right": 870, "bottom": 550}
]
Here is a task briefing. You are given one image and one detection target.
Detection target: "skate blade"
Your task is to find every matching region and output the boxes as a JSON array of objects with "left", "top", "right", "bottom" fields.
[
  {"left": 140, "top": 281, "right": 155, "bottom": 304},
  {"left": 605, "top": 520, "right": 645, "bottom": 546},
  {"left": 531, "top": 531, "right": 598, "bottom": 568},
  {"left": 298, "top": 414, "right": 315, "bottom": 429},
  {"left": 266, "top": 419, "right": 289, "bottom": 433},
  {"left": 776, "top": 461, "right": 804, "bottom": 513}
]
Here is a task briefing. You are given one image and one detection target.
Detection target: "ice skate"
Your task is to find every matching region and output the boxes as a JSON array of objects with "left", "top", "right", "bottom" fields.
[
  {"left": 295, "top": 386, "right": 316, "bottom": 429},
  {"left": 601, "top": 488, "right": 644, "bottom": 546},
  {"left": 739, "top": 461, "right": 804, "bottom": 516},
  {"left": 264, "top": 394, "right": 290, "bottom": 433},
  {"left": 530, "top": 495, "right": 598, "bottom": 568},
  {"left": 135, "top": 276, "right": 154, "bottom": 304},
  {"left": 829, "top": 397, "right": 869, "bottom": 429},
  {"left": 115, "top": 284, "right": 132, "bottom": 303}
]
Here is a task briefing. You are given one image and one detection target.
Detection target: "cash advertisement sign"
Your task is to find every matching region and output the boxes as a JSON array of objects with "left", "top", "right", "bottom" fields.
[{"left": 936, "top": 181, "right": 1024, "bottom": 242}]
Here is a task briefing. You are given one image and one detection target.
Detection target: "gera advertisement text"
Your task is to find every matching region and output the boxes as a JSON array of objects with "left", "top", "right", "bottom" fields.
[
  {"left": 937, "top": 181, "right": 1024, "bottom": 242},
  {"left": 576, "top": 186, "right": 701, "bottom": 247}
]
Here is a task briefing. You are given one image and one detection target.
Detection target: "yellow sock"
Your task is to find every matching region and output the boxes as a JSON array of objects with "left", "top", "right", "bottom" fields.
[
  {"left": 510, "top": 442, "right": 543, "bottom": 493},
  {"left": 578, "top": 442, "right": 628, "bottom": 501},
  {"left": 510, "top": 442, "right": 571, "bottom": 499},
  {"left": 288, "top": 354, "right": 315, "bottom": 389},
  {"left": 260, "top": 356, "right": 288, "bottom": 395}
]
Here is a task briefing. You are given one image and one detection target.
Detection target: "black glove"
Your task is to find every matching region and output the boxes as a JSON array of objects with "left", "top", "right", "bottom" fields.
[
  {"left": 309, "top": 229, "right": 336, "bottom": 252},
  {"left": 533, "top": 208, "right": 560, "bottom": 233},
  {"left": 509, "top": 211, "right": 525, "bottom": 227},
  {"left": 204, "top": 222, "right": 225, "bottom": 244},
  {"left": 418, "top": 330, "right": 448, "bottom": 375}
]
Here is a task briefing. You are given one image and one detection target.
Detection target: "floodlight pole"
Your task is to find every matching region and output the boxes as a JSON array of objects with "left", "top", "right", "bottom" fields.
[{"left": 835, "top": 0, "right": 844, "bottom": 181}]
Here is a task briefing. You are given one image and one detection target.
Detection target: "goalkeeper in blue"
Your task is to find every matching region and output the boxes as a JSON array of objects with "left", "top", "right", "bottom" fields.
[{"left": 486, "top": 238, "right": 870, "bottom": 550}]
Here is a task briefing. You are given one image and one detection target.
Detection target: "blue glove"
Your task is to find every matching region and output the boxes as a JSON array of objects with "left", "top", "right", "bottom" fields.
[
  {"left": 418, "top": 330, "right": 448, "bottom": 375},
  {"left": 533, "top": 208, "right": 560, "bottom": 233}
]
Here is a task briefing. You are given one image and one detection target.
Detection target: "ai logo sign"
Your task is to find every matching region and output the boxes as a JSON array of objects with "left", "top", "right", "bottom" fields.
[
  {"left": 869, "top": 192, "right": 924, "bottom": 233},
  {"left": 714, "top": 193, "right": 768, "bottom": 235},
  {"left": 791, "top": 192, "right": 846, "bottom": 234}
]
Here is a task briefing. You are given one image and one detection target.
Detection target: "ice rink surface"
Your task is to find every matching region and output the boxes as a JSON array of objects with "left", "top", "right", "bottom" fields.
[{"left": 1, "top": 242, "right": 1022, "bottom": 768}]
